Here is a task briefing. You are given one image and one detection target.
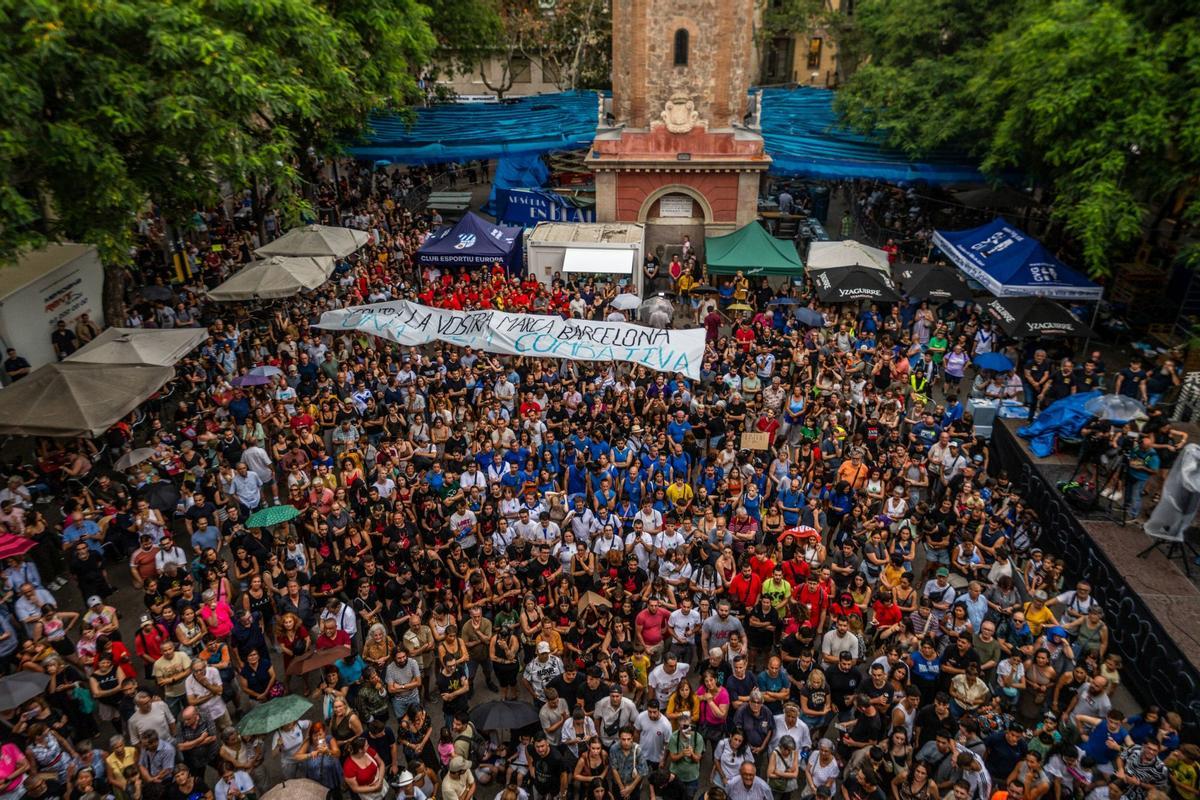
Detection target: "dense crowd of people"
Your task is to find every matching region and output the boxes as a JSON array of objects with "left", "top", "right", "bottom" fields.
[{"left": 0, "top": 162, "right": 1193, "bottom": 800}]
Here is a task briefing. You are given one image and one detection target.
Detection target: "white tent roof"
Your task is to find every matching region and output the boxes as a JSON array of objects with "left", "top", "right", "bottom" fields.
[{"left": 806, "top": 241, "right": 891, "bottom": 273}]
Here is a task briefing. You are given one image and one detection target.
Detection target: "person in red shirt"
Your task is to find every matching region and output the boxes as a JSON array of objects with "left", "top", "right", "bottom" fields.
[
  {"left": 748, "top": 546, "right": 775, "bottom": 583},
  {"left": 727, "top": 563, "right": 762, "bottom": 611},
  {"left": 133, "top": 615, "right": 171, "bottom": 678},
  {"left": 793, "top": 574, "right": 829, "bottom": 631},
  {"left": 315, "top": 617, "right": 351, "bottom": 652},
  {"left": 870, "top": 590, "right": 904, "bottom": 641},
  {"left": 734, "top": 322, "right": 756, "bottom": 353},
  {"left": 781, "top": 550, "right": 811, "bottom": 587},
  {"left": 634, "top": 598, "right": 672, "bottom": 660},
  {"left": 755, "top": 408, "right": 782, "bottom": 446}
]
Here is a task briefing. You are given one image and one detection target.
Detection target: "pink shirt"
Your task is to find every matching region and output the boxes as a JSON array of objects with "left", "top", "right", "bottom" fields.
[
  {"left": 635, "top": 607, "right": 672, "bottom": 646},
  {"left": 200, "top": 601, "right": 233, "bottom": 638}
]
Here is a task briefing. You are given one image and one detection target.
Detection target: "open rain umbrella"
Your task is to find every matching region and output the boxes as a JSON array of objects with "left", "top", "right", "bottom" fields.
[
  {"left": 1085, "top": 394, "right": 1146, "bottom": 422},
  {"left": 256, "top": 224, "right": 370, "bottom": 258},
  {"left": 470, "top": 700, "right": 540, "bottom": 731},
  {"left": 237, "top": 694, "right": 314, "bottom": 736},
  {"left": 768, "top": 297, "right": 802, "bottom": 306},
  {"left": 287, "top": 645, "right": 352, "bottom": 676},
  {"left": 780, "top": 526, "right": 820, "bottom": 544},
  {"left": 208, "top": 256, "right": 335, "bottom": 301},
  {"left": 232, "top": 374, "right": 274, "bottom": 387},
  {"left": 727, "top": 303, "right": 753, "bottom": 311},
  {"left": 246, "top": 504, "right": 301, "bottom": 529},
  {"left": 610, "top": 294, "right": 641, "bottom": 311},
  {"left": 140, "top": 286, "right": 176, "bottom": 302},
  {"left": 114, "top": 448, "right": 158, "bottom": 471},
  {"left": 894, "top": 263, "right": 972, "bottom": 302},
  {"left": 140, "top": 480, "right": 180, "bottom": 513},
  {"left": 248, "top": 365, "right": 284, "bottom": 378},
  {"left": 578, "top": 591, "right": 612, "bottom": 612},
  {"left": 985, "top": 297, "right": 1092, "bottom": 338},
  {"left": 689, "top": 285, "right": 719, "bottom": 295},
  {"left": 262, "top": 780, "right": 328, "bottom": 800},
  {"left": 972, "top": 353, "right": 1015, "bottom": 372},
  {"left": 0, "top": 533, "right": 37, "bottom": 561},
  {"left": 793, "top": 308, "right": 825, "bottom": 327},
  {"left": 0, "top": 671, "right": 49, "bottom": 711},
  {"left": 811, "top": 267, "right": 901, "bottom": 303}
]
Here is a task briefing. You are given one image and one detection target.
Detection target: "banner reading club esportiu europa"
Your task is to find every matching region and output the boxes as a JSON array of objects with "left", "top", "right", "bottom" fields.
[{"left": 313, "top": 300, "right": 706, "bottom": 380}]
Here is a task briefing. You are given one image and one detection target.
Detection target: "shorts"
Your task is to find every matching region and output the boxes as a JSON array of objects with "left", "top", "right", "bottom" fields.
[{"left": 924, "top": 546, "right": 950, "bottom": 564}]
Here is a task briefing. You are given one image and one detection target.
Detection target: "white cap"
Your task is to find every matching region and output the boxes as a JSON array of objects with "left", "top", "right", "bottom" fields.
[
  {"left": 395, "top": 771, "right": 414, "bottom": 787},
  {"left": 536, "top": 641, "right": 551, "bottom": 654},
  {"left": 86, "top": 595, "right": 102, "bottom": 607}
]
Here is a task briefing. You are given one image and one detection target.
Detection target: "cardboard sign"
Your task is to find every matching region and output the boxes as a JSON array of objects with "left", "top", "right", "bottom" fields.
[{"left": 741, "top": 432, "right": 771, "bottom": 451}]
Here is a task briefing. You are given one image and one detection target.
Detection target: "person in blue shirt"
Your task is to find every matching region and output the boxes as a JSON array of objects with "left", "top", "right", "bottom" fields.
[
  {"left": 610, "top": 437, "right": 634, "bottom": 471},
  {"left": 778, "top": 479, "right": 804, "bottom": 526},
  {"left": 565, "top": 456, "right": 590, "bottom": 503},
  {"left": 699, "top": 464, "right": 724, "bottom": 495},
  {"left": 622, "top": 467, "right": 646, "bottom": 507},
  {"left": 910, "top": 414, "right": 941, "bottom": 451},
  {"left": 668, "top": 445, "right": 691, "bottom": 481},
  {"left": 941, "top": 396, "right": 964, "bottom": 428},
  {"left": 666, "top": 411, "right": 693, "bottom": 445},
  {"left": 1081, "top": 710, "right": 1132, "bottom": 770},
  {"left": 859, "top": 305, "right": 880, "bottom": 334}
]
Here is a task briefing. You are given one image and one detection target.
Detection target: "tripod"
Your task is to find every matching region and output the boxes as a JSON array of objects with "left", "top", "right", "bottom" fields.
[
  {"left": 1063, "top": 444, "right": 1129, "bottom": 525},
  {"left": 1136, "top": 535, "right": 1200, "bottom": 578}
]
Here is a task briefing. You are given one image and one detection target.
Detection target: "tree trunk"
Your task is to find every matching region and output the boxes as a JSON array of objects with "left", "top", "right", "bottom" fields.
[{"left": 102, "top": 262, "right": 128, "bottom": 328}]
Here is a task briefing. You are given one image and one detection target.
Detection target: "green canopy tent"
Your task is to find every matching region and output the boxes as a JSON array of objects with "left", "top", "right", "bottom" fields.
[{"left": 704, "top": 222, "right": 805, "bottom": 277}]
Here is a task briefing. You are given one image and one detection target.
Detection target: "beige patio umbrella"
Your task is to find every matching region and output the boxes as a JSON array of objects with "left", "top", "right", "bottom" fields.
[
  {"left": 0, "top": 362, "right": 174, "bottom": 438},
  {"left": 207, "top": 256, "right": 335, "bottom": 301},
  {"left": 66, "top": 327, "right": 208, "bottom": 367},
  {"left": 255, "top": 224, "right": 370, "bottom": 258},
  {"left": 806, "top": 240, "right": 891, "bottom": 273}
]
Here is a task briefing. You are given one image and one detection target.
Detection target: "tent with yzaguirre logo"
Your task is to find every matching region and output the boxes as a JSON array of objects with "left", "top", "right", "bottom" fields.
[{"left": 417, "top": 211, "right": 524, "bottom": 274}]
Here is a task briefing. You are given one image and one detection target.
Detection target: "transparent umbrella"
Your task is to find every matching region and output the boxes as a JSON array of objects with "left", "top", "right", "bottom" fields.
[
  {"left": 611, "top": 293, "right": 641, "bottom": 311},
  {"left": 1084, "top": 393, "right": 1145, "bottom": 421}
]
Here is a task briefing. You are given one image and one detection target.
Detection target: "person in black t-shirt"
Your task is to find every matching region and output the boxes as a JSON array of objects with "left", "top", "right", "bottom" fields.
[
  {"left": 527, "top": 734, "right": 568, "bottom": 798},
  {"left": 165, "top": 764, "right": 212, "bottom": 800},
  {"left": 1041, "top": 359, "right": 1078, "bottom": 405},
  {"left": 1115, "top": 356, "right": 1149, "bottom": 403}
]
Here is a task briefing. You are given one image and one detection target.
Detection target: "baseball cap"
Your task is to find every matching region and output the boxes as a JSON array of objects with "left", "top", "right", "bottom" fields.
[
  {"left": 448, "top": 756, "right": 470, "bottom": 773},
  {"left": 935, "top": 567, "right": 950, "bottom": 577},
  {"left": 536, "top": 641, "right": 551, "bottom": 654},
  {"left": 87, "top": 595, "right": 102, "bottom": 607},
  {"left": 139, "top": 615, "right": 153, "bottom": 626}
]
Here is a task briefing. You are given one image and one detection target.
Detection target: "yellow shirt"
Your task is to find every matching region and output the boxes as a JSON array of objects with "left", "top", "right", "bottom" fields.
[
  {"left": 1023, "top": 602, "right": 1057, "bottom": 636},
  {"left": 666, "top": 482, "right": 694, "bottom": 508}
]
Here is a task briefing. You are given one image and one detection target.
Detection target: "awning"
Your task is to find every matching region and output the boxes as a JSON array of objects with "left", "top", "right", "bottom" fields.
[{"left": 562, "top": 248, "right": 634, "bottom": 275}]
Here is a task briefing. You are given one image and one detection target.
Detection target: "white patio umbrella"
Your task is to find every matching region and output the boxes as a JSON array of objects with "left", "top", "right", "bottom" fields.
[
  {"left": 66, "top": 327, "right": 208, "bottom": 367},
  {"left": 0, "top": 362, "right": 174, "bottom": 438},
  {"left": 255, "top": 224, "right": 370, "bottom": 258},
  {"left": 208, "top": 256, "right": 335, "bottom": 301},
  {"left": 806, "top": 240, "right": 891, "bottom": 273},
  {"left": 611, "top": 293, "right": 641, "bottom": 311}
]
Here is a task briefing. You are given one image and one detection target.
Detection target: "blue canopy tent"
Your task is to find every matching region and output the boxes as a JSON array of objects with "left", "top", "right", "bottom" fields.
[
  {"left": 932, "top": 218, "right": 1102, "bottom": 301},
  {"left": 758, "top": 88, "right": 985, "bottom": 184},
  {"left": 418, "top": 212, "right": 525, "bottom": 274}
]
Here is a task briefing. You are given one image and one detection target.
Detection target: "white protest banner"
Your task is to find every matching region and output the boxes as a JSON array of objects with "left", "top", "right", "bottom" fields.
[{"left": 313, "top": 300, "right": 706, "bottom": 380}]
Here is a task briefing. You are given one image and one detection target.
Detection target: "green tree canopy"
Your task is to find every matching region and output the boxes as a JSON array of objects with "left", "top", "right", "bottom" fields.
[
  {"left": 835, "top": 0, "right": 1200, "bottom": 276},
  {"left": 0, "top": 0, "right": 435, "bottom": 265}
]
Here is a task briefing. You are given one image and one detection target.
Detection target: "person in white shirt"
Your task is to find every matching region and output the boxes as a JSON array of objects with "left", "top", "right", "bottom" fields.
[
  {"left": 529, "top": 515, "right": 561, "bottom": 547},
  {"left": 512, "top": 509, "right": 540, "bottom": 543},
  {"left": 320, "top": 598, "right": 358, "bottom": 640},
  {"left": 154, "top": 537, "right": 188, "bottom": 573},
  {"left": 648, "top": 656, "right": 690, "bottom": 706},
  {"left": 624, "top": 525, "right": 655, "bottom": 571},
  {"left": 666, "top": 597, "right": 702, "bottom": 662},
  {"left": 654, "top": 526, "right": 686, "bottom": 558},
  {"left": 635, "top": 502, "right": 663, "bottom": 535},
  {"left": 771, "top": 703, "right": 812, "bottom": 751},
  {"left": 634, "top": 702, "right": 674, "bottom": 765},
  {"left": 240, "top": 438, "right": 275, "bottom": 505},
  {"left": 185, "top": 660, "right": 231, "bottom": 730},
  {"left": 595, "top": 686, "right": 640, "bottom": 748},
  {"left": 560, "top": 709, "right": 597, "bottom": 758},
  {"left": 820, "top": 618, "right": 861, "bottom": 664},
  {"left": 459, "top": 464, "right": 486, "bottom": 492},
  {"left": 565, "top": 503, "right": 600, "bottom": 545},
  {"left": 521, "top": 643, "right": 564, "bottom": 702}
]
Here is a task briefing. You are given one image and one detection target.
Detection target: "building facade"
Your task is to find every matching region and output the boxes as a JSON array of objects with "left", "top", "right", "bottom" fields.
[{"left": 590, "top": 0, "right": 770, "bottom": 261}]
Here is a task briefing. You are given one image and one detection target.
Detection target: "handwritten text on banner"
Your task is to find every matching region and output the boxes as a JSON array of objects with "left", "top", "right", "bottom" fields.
[{"left": 314, "top": 300, "right": 705, "bottom": 379}]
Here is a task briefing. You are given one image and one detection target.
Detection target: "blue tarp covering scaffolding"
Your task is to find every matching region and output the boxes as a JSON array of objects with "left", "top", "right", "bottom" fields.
[
  {"left": 758, "top": 87, "right": 984, "bottom": 184},
  {"left": 349, "top": 89, "right": 983, "bottom": 185},
  {"left": 348, "top": 93, "right": 599, "bottom": 165}
]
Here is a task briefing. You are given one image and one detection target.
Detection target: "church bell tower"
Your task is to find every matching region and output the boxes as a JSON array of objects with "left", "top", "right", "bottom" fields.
[{"left": 591, "top": 0, "right": 770, "bottom": 258}]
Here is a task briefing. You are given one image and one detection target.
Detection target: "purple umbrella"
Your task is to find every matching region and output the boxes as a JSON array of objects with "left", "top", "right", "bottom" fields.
[{"left": 232, "top": 374, "right": 273, "bottom": 387}]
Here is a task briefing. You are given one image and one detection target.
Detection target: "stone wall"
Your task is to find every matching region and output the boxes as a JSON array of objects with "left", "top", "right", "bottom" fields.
[{"left": 611, "top": 0, "right": 758, "bottom": 129}]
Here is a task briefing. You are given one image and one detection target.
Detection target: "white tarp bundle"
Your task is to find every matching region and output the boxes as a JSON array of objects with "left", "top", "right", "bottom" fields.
[{"left": 314, "top": 300, "right": 706, "bottom": 379}]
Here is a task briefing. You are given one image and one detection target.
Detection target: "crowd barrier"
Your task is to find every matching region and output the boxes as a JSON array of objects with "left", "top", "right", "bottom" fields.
[{"left": 991, "top": 422, "right": 1200, "bottom": 730}]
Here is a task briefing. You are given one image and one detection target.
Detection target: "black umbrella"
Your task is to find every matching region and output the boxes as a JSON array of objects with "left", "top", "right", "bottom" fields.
[
  {"left": 0, "top": 671, "right": 49, "bottom": 711},
  {"left": 140, "top": 481, "right": 180, "bottom": 513},
  {"left": 985, "top": 296, "right": 1093, "bottom": 338},
  {"left": 469, "top": 699, "right": 540, "bottom": 731},
  {"left": 894, "top": 263, "right": 972, "bottom": 302},
  {"left": 811, "top": 267, "right": 901, "bottom": 303}
]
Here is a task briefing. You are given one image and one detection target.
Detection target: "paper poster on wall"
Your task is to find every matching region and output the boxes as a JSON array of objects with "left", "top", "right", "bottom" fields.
[{"left": 315, "top": 299, "right": 706, "bottom": 379}]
